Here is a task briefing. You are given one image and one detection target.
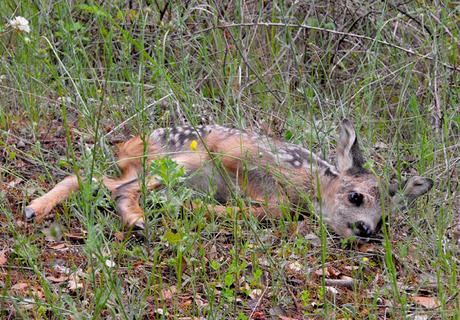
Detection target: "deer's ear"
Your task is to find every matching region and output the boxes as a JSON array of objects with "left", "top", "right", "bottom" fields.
[
  {"left": 390, "top": 176, "right": 434, "bottom": 209},
  {"left": 337, "top": 119, "right": 365, "bottom": 173}
]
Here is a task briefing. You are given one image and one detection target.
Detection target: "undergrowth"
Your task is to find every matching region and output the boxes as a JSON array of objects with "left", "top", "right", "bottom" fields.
[{"left": 0, "top": 1, "right": 459, "bottom": 319}]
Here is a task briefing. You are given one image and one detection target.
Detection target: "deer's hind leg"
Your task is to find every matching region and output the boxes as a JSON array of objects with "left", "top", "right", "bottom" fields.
[
  {"left": 113, "top": 152, "right": 212, "bottom": 229},
  {"left": 207, "top": 168, "right": 288, "bottom": 220},
  {"left": 243, "top": 169, "right": 289, "bottom": 220}
]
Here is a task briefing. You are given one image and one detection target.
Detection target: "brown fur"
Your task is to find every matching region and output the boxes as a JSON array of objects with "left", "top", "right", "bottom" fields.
[{"left": 25, "top": 121, "right": 434, "bottom": 238}]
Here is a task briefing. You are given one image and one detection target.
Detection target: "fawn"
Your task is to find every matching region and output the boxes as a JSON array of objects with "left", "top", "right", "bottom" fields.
[{"left": 25, "top": 119, "right": 433, "bottom": 238}]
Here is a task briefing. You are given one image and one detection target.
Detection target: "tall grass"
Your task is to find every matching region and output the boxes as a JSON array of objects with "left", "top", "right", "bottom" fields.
[{"left": 1, "top": 1, "right": 458, "bottom": 318}]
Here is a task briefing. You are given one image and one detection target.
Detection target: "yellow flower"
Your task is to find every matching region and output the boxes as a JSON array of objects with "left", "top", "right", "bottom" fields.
[
  {"left": 189, "top": 140, "right": 198, "bottom": 151},
  {"left": 362, "top": 257, "right": 369, "bottom": 263}
]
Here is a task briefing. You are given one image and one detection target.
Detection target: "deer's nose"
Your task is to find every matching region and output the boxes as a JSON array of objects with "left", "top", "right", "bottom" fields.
[{"left": 354, "top": 221, "right": 373, "bottom": 237}]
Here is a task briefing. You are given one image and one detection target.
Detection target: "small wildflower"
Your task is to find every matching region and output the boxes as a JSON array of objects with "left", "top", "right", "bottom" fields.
[
  {"left": 362, "top": 257, "right": 369, "bottom": 263},
  {"left": 105, "top": 260, "right": 116, "bottom": 268},
  {"left": 189, "top": 140, "right": 198, "bottom": 151},
  {"left": 8, "top": 16, "right": 31, "bottom": 33}
]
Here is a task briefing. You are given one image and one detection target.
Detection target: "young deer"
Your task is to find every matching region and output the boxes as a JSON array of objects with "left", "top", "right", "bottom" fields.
[{"left": 25, "top": 119, "right": 433, "bottom": 238}]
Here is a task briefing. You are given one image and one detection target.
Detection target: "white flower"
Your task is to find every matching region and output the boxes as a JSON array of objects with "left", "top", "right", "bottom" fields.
[
  {"left": 8, "top": 16, "right": 31, "bottom": 33},
  {"left": 105, "top": 259, "right": 116, "bottom": 268}
]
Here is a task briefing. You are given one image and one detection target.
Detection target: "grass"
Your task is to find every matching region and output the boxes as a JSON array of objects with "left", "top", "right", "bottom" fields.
[{"left": 0, "top": 1, "right": 459, "bottom": 318}]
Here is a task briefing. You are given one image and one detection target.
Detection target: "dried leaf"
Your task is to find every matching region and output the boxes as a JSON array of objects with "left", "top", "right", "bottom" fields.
[
  {"left": 0, "top": 250, "right": 7, "bottom": 266},
  {"left": 47, "top": 275, "right": 69, "bottom": 283},
  {"left": 54, "top": 264, "right": 72, "bottom": 275},
  {"left": 412, "top": 296, "right": 440, "bottom": 309},
  {"left": 249, "top": 288, "right": 263, "bottom": 300},
  {"left": 68, "top": 278, "right": 83, "bottom": 291},
  {"left": 11, "top": 282, "right": 29, "bottom": 292},
  {"left": 161, "top": 286, "right": 176, "bottom": 300},
  {"left": 251, "top": 311, "right": 266, "bottom": 319},
  {"left": 114, "top": 231, "right": 125, "bottom": 241},
  {"left": 327, "top": 266, "right": 341, "bottom": 278},
  {"left": 279, "top": 316, "right": 300, "bottom": 320},
  {"left": 286, "top": 261, "right": 303, "bottom": 273},
  {"left": 7, "top": 178, "right": 22, "bottom": 188},
  {"left": 358, "top": 243, "right": 378, "bottom": 253},
  {"left": 67, "top": 268, "right": 85, "bottom": 291},
  {"left": 314, "top": 268, "right": 330, "bottom": 277},
  {"left": 180, "top": 299, "right": 192, "bottom": 310},
  {"left": 49, "top": 243, "right": 67, "bottom": 251}
]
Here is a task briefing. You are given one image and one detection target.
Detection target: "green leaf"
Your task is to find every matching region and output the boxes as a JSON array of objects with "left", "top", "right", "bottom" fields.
[
  {"left": 78, "top": 4, "right": 110, "bottom": 18},
  {"left": 284, "top": 130, "right": 293, "bottom": 141},
  {"left": 210, "top": 260, "right": 220, "bottom": 271},
  {"left": 164, "top": 230, "right": 183, "bottom": 245},
  {"left": 224, "top": 273, "right": 234, "bottom": 287}
]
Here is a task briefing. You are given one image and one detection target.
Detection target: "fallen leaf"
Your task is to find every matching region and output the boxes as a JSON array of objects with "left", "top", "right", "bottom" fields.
[
  {"left": 314, "top": 268, "right": 330, "bottom": 277},
  {"left": 67, "top": 268, "right": 85, "bottom": 291},
  {"left": 161, "top": 286, "right": 176, "bottom": 300},
  {"left": 358, "top": 243, "right": 378, "bottom": 253},
  {"left": 251, "top": 311, "right": 266, "bottom": 319},
  {"left": 344, "top": 265, "right": 359, "bottom": 271},
  {"left": 412, "top": 296, "right": 440, "bottom": 309},
  {"left": 286, "top": 261, "right": 303, "bottom": 273},
  {"left": 7, "top": 178, "right": 22, "bottom": 188},
  {"left": 114, "top": 231, "right": 124, "bottom": 241},
  {"left": 49, "top": 243, "right": 67, "bottom": 250},
  {"left": 249, "top": 288, "right": 263, "bottom": 300},
  {"left": 0, "top": 250, "right": 7, "bottom": 266},
  {"left": 327, "top": 266, "right": 341, "bottom": 278},
  {"left": 68, "top": 278, "right": 83, "bottom": 291},
  {"left": 47, "top": 275, "right": 69, "bottom": 283},
  {"left": 374, "top": 141, "right": 388, "bottom": 150},
  {"left": 180, "top": 299, "right": 192, "bottom": 310},
  {"left": 54, "top": 264, "right": 72, "bottom": 275},
  {"left": 11, "top": 282, "right": 29, "bottom": 292},
  {"left": 65, "top": 229, "right": 87, "bottom": 241}
]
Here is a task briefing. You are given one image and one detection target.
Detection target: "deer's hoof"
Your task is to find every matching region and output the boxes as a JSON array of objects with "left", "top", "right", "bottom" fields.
[
  {"left": 133, "top": 220, "right": 145, "bottom": 230},
  {"left": 24, "top": 207, "right": 36, "bottom": 220}
]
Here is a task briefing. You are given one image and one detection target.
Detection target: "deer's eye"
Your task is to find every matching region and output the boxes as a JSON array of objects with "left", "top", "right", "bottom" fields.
[{"left": 348, "top": 192, "right": 364, "bottom": 206}]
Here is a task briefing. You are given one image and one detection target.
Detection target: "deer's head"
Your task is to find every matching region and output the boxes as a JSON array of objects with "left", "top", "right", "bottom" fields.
[{"left": 319, "top": 119, "right": 433, "bottom": 238}]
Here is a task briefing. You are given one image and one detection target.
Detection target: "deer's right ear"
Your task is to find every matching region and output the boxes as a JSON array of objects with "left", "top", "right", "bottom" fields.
[{"left": 337, "top": 119, "right": 365, "bottom": 173}]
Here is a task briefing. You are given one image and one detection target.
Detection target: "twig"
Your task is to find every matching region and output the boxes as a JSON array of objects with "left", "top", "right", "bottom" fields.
[
  {"left": 248, "top": 282, "right": 269, "bottom": 319},
  {"left": 197, "top": 22, "right": 460, "bottom": 72}
]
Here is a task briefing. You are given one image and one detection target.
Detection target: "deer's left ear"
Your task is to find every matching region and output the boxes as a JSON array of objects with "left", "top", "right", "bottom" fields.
[
  {"left": 337, "top": 119, "right": 365, "bottom": 173},
  {"left": 390, "top": 176, "right": 434, "bottom": 209}
]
